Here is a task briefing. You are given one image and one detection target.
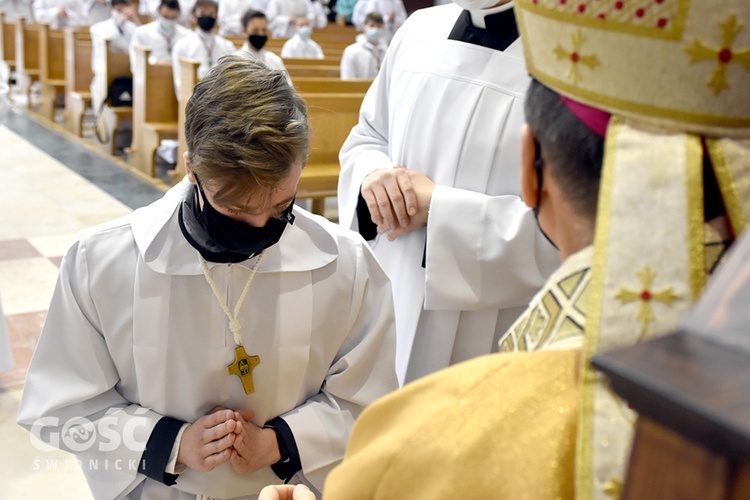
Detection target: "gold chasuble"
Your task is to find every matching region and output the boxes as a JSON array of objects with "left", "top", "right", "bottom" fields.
[
  {"left": 324, "top": 351, "right": 579, "bottom": 500},
  {"left": 325, "top": 250, "right": 594, "bottom": 499}
]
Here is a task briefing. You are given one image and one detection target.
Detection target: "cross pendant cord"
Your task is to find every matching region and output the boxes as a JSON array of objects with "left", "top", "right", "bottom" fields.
[{"left": 198, "top": 251, "right": 265, "bottom": 347}]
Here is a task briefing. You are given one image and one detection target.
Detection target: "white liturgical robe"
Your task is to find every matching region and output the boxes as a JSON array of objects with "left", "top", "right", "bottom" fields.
[
  {"left": 280, "top": 33, "right": 324, "bottom": 59},
  {"left": 340, "top": 34, "right": 384, "bottom": 80},
  {"left": 128, "top": 20, "right": 191, "bottom": 73},
  {"left": 241, "top": 42, "right": 288, "bottom": 72},
  {"left": 266, "top": 0, "right": 310, "bottom": 39},
  {"left": 17, "top": 179, "right": 398, "bottom": 499},
  {"left": 171, "top": 30, "right": 236, "bottom": 95},
  {"left": 338, "top": 3, "right": 559, "bottom": 385}
]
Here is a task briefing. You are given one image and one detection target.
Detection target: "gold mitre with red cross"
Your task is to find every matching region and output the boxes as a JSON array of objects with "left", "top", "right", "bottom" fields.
[
  {"left": 514, "top": 0, "right": 750, "bottom": 137},
  {"left": 515, "top": 2, "right": 750, "bottom": 499}
]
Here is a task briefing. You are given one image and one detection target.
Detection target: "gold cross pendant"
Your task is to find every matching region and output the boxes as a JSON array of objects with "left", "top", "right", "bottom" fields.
[{"left": 227, "top": 346, "right": 260, "bottom": 394}]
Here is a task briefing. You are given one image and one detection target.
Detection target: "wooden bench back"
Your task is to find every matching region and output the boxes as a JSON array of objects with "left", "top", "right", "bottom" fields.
[
  {"left": 105, "top": 41, "right": 132, "bottom": 89},
  {"left": 287, "top": 64, "right": 341, "bottom": 78},
  {"left": 293, "top": 77, "right": 371, "bottom": 94},
  {"left": 64, "top": 28, "right": 93, "bottom": 95},
  {"left": 302, "top": 92, "right": 364, "bottom": 164},
  {"left": 265, "top": 38, "right": 352, "bottom": 51},
  {"left": 38, "top": 23, "right": 66, "bottom": 85},
  {"left": 282, "top": 56, "right": 340, "bottom": 67},
  {"left": 90, "top": 37, "right": 133, "bottom": 108},
  {"left": 132, "top": 46, "right": 177, "bottom": 124},
  {"left": 0, "top": 12, "right": 15, "bottom": 70},
  {"left": 176, "top": 56, "right": 201, "bottom": 178}
]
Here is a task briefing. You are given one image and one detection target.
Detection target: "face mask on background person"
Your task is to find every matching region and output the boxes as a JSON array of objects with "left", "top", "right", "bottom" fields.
[
  {"left": 364, "top": 26, "right": 381, "bottom": 44},
  {"left": 158, "top": 16, "right": 177, "bottom": 33},
  {"left": 297, "top": 25, "right": 312, "bottom": 40},
  {"left": 248, "top": 34, "right": 268, "bottom": 50},
  {"left": 451, "top": 0, "right": 506, "bottom": 10},
  {"left": 196, "top": 15, "right": 216, "bottom": 32}
]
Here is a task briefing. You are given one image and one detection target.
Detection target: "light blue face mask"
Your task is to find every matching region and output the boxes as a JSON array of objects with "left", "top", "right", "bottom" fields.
[
  {"left": 297, "top": 25, "right": 312, "bottom": 39},
  {"left": 364, "top": 26, "right": 382, "bottom": 43}
]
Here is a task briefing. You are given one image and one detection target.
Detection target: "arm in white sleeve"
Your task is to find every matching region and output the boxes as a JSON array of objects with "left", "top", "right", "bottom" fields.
[
  {"left": 337, "top": 34, "right": 402, "bottom": 231},
  {"left": 424, "top": 185, "right": 560, "bottom": 311},
  {"left": 277, "top": 240, "right": 398, "bottom": 491},
  {"left": 308, "top": 1, "right": 326, "bottom": 28},
  {"left": 280, "top": 39, "right": 294, "bottom": 58},
  {"left": 339, "top": 48, "right": 355, "bottom": 79},
  {"left": 165, "top": 424, "right": 190, "bottom": 474},
  {"left": 16, "top": 238, "right": 178, "bottom": 500},
  {"left": 33, "top": 0, "right": 63, "bottom": 25},
  {"left": 266, "top": 0, "right": 291, "bottom": 38},
  {"left": 67, "top": 0, "right": 94, "bottom": 26},
  {"left": 393, "top": 0, "right": 406, "bottom": 27},
  {"left": 351, "top": 0, "right": 368, "bottom": 30}
]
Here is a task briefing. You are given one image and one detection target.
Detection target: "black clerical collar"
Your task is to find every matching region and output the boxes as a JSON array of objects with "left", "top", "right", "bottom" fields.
[{"left": 448, "top": 5, "right": 519, "bottom": 51}]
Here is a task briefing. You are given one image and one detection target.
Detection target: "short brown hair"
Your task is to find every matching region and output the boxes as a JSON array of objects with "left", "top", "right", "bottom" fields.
[
  {"left": 185, "top": 52, "right": 310, "bottom": 209},
  {"left": 192, "top": 0, "right": 218, "bottom": 14}
]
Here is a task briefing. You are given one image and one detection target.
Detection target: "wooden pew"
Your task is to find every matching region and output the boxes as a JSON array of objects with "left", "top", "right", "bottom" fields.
[
  {"left": 227, "top": 35, "right": 245, "bottom": 48},
  {"left": 225, "top": 37, "right": 347, "bottom": 60},
  {"left": 0, "top": 12, "right": 15, "bottom": 74},
  {"left": 594, "top": 332, "right": 750, "bottom": 499},
  {"left": 266, "top": 38, "right": 351, "bottom": 53},
  {"left": 37, "top": 23, "right": 66, "bottom": 121},
  {"left": 282, "top": 56, "right": 340, "bottom": 67},
  {"left": 299, "top": 92, "right": 364, "bottom": 213},
  {"left": 63, "top": 28, "right": 93, "bottom": 136},
  {"left": 93, "top": 38, "right": 134, "bottom": 155},
  {"left": 14, "top": 16, "right": 39, "bottom": 100},
  {"left": 286, "top": 64, "right": 340, "bottom": 78},
  {"left": 131, "top": 45, "right": 178, "bottom": 176},
  {"left": 293, "top": 77, "right": 371, "bottom": 94},
  {"left": 175, "top": 56, "right": 200, "bottom": 181}
]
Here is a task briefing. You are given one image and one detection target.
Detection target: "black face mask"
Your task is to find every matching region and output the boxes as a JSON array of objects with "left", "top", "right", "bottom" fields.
[
  {"left": 248, "top": 34, "right": 268, "bottom": 50},
  {"left": 196, "top": 15, "right": 217, "bottom": 32},
  {"left": 178, "top": 179, "right": 295, "bottom": 263},
  {"left": 533, "top": 139, "right": 559, "bottom": 251}
]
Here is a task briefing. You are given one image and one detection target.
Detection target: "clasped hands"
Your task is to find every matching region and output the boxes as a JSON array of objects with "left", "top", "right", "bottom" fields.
[
  {"left": 360, "top": 167, "right": 435, "bottom": 241},
  {"left": 177, "top": 407, "right": 280, "bottom": 475}
]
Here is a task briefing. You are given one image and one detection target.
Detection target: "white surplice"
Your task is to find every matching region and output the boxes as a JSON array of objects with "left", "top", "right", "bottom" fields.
[
  {"left": 170, "top": 29, "right": 236, "bottom": 95},
  {"left": 265, "top": 0, "right": 310, "bottom": 39},
  {"left": 351, "top": 0, "right": 406, "bottom": 44},
  {"left": 241, "top": 42, "right": 288, "bottom": 72},
  {"left": 217, "top": 0, "right": 267, "bottom": 36},
  {"left": 128, "top": 20, "right": 191, "bottom": 73},
  {"left": 338, "top": 3, "right": 559, "bottom": 385},
  {"left": 280, "top": 33, "right": 324, "bottom": 59},
  {"left": 339, "top": 34, "right": 383, "bottom": 80},
  {"left": 0, "top": 0, "right": 33, "bottom": 22},
  {"left": 17, "top": 179, "right": 398, "bottom": 499}
]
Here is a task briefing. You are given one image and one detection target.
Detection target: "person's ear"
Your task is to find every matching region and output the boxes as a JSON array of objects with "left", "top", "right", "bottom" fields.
[
  {"left": 520, "top": 124, "right": 539, "bottom": 209},
  {"left": 184, "top": 152, "right": 197, "bottom": 184}
]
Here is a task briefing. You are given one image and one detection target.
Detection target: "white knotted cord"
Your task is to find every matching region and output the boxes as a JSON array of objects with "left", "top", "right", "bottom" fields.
[{"left": 198, "top": 251, "right": 265, "bottom": 347}]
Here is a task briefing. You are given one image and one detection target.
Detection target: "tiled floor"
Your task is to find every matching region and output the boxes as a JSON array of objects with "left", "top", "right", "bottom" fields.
[{"left": 0, "top": 108, "right": 164, "bottom": 499}]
